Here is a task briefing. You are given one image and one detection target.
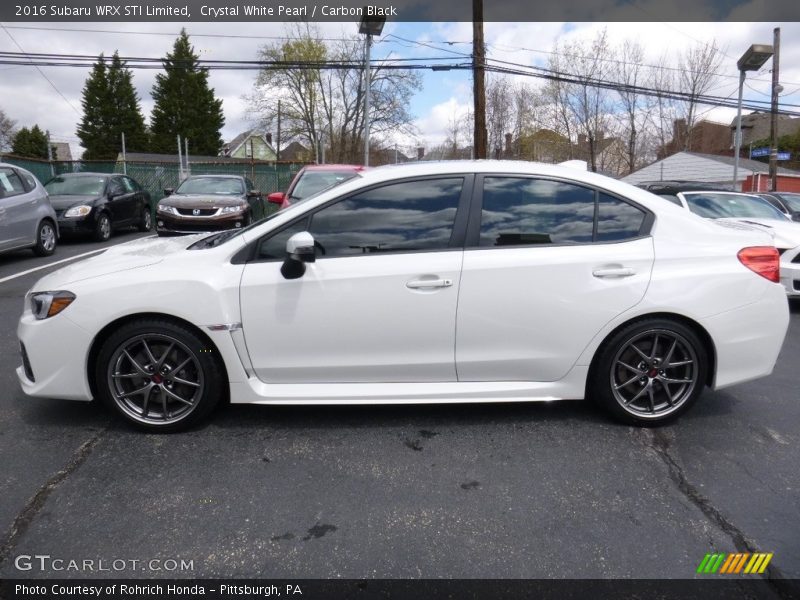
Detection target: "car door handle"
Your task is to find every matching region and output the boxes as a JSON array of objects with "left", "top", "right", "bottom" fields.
[
  {"left": 406, "top": 278, "right": 453, "bottom": 289},
  {"left": 592, "top": 267, "right": 636, "bottom": 278}
]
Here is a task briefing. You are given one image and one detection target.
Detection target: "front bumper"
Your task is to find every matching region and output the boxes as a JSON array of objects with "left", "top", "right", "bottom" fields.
[
  {"left": 57, "top": 215, "right": 96, "bottom": 235},
  {"left": 780, "top": 246, "right": 800, "bottom": 297},
  {"left": 156, "top": 211, "right": 248, "bottom": 234},
  {"left": 17, "top": 309, "right": 94, "bottom": 401}
]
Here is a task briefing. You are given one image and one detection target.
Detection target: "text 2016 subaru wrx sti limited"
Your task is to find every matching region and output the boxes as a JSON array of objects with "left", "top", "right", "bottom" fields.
[{"left": 18, "top": 162, "right": 790, "bottom": 431}]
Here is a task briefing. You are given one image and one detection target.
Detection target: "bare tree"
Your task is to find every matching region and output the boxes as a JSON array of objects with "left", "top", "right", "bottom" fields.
[
  {"left": 678, "top": 40, "right": 724, "bottom": 150},
  {"left": 0, "top": 108, "right": 16, "bottom": 152},
  {"left": 614, "top": 40, "right": 652, "bottom": 174},
  {"left": 248, "top": 24, "right": 421, "bottom": 164}
]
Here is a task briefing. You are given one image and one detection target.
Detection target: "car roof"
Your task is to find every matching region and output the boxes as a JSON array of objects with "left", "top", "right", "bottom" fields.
[
  {"left": 299, "top": 164, "right": 367, "bottom": 172},
  {"left": 636, "top": 180, "right": 731, "bottom": 194},
  {"left": 50, "top": 172, "right": 110, "bottom": 177},
  {"left": 185, "top": 174, "right": 244, "bottom": 179}
]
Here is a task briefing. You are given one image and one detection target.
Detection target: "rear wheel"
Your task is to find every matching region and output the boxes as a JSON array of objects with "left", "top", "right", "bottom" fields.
[
  {"left": 95, "top": 319, "right": 224, "bottom": 432},
  {"left": 94, "top": 213, "right": 111, "bottom": 242},
  {"left": 32, "top": 220, "right": 57, "bottom": 256},
  {"left": 590, "top": 319, "right": 708, "bottom": 425},
  {"left": 137, "top": 205, "right": 152, "bottom": 232}
]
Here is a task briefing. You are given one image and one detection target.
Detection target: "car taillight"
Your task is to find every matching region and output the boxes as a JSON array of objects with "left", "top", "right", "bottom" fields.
[{"left": 737, "top": 246, "right": 780, "bottom": 283}]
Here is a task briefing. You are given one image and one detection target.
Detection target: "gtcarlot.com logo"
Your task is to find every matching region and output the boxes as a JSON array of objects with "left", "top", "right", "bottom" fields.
[
  {"left": 697, "top": 552, "right": 773, "bottom": 575},
  {"left": 14, "top": 554, "right": 194, "bottom": 573}
]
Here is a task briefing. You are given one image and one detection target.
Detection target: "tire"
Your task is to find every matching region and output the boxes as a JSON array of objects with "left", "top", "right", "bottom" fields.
[
  {"left": 137, "top": 205, "right": 152, "bottom": 232},
  {"left": 32, "top": 220, "right": 57, "bottom": 257},
  {"left": 589, "top": 318, "right": 708, "bottom": 426},
  {"left": 94, "top": 212, "right": 112, "bottom": 242},
  {"left": 94, "top": 319, "right": 224, "bottom": 432}
]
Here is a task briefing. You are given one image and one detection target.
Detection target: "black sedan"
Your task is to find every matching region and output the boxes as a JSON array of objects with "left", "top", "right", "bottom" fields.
[
  {"left": 44, "top": 173, "right": 152, "bottom": 242},
  {"left": 155, "top": 175, "right": 264, "bottom": 235}
]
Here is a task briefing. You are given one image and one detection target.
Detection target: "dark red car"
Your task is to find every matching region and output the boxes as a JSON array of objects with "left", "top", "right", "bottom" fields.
[{"left": 268, "top": 164, "right": 367, "bottom": 209}]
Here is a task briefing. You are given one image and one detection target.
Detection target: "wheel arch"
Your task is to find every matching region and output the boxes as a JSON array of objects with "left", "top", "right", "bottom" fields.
[
  {"left": 586, "top": 312, "right": 717, "bottom": 397},
  {"left": 86, "top": 312, "right": 230, "bottom": 401}
]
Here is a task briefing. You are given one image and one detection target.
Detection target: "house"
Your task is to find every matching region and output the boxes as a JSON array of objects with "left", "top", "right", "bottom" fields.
[
  {"left": 732, "top": 112, "right": 800, "bottom": 147},
  {"left": 573, "top": 133, "right": 627, "bottom": 177},
  {"left": 221, "top": 130, "right": 277, "bottom": 161},
  {"left": 622, "top": 151, "right": 800, "bottom": 189},
  {"left": 51, "top": 142, "right": 73, "bottom": 161},
  {"left": 657, "top": 119, "right": 731, "bottom": 159},
  {"left": 279, "top": 141, "right": 312, "bottom": 162}
]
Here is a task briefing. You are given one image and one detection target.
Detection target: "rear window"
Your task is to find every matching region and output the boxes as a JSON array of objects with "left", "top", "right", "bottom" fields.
[{"left": 290, "top": 170, "right": 359, "bottom": 201}]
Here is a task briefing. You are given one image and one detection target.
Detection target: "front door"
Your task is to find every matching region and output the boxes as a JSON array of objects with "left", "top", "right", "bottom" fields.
[{"left": 240, "top": 176, "right": 470, "bottom": 384}]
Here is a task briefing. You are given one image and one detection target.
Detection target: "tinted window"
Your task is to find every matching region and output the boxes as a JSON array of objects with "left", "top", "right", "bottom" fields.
[
  {"left": 121, "top": 177, "right": 140, "bottom": 193},
  {"left": 480, "top": 178, "right": 594, "bottom": 246},
  {"left": 596, "top": 194, "right": 646, "bottom": 241},
  {"left": 306, "top": 178, "right": 463, "bottom": 257},
  {"left": 684, "top": 193, "right": 786, "bottom": 220},
  {"left": 0, "top": 168, "right": 27, "bottom": 198},
  {"left": 257, "top": 219, "right": 310, "bottom": 260},
  {"left": 108, "top": 178, "right": 126, "bottom": 195}
]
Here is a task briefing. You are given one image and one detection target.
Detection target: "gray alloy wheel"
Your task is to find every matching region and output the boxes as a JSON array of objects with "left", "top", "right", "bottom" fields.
[
  {"left": 33, "top": 221, "right": 57, "bottom": 256},
  {"left": 138, "top": 207, "right": 152, "bottom": 232},
  {"left": 106, "top": 333, "right": 204, "bottom": 426},
  {"left": 94, "top": 213, "right": 111, "bottom": 242},
  {"left": 609, "top": 328, "right": 699, "bottom": 419},
  {"left": 591, "top": 318, "right": 708, "bottom": 425},
  {"left": 95, "top": 319, "right": 224, "bottom": 431}
]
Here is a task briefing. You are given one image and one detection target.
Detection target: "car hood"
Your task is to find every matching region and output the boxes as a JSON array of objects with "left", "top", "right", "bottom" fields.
[
  {"left": 48, "top": 195, "right": 101, "bottom": 210},
  {"left": 31, "top": 234, "right": 207, "bottom": 288},
  {"left": 160, "top": 194, "right": 246, "bottom": 208},
  {"left": 717, "top": 217, "right": 800, "bottom": 249}
]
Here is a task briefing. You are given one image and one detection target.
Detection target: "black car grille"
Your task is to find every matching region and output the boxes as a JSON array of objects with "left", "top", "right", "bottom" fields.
[
  {"left": 177, "top": 208, "right": 217, "bottom": 216},
  {"left": 20, "top": 342, "right": 34, "bottom": 382}
]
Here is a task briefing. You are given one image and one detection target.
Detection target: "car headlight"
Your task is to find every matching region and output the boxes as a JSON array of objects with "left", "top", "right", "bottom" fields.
[
  {"left": 157, "top": 205, "right": 178, "bottom": 215},
  {"left": 63, "top": 205, "right": 91, "bottom": 218},
  {"left": 29, "top": 291, "right": 76, "bottom": 320},
  {"left": 220, "top": 205, "right": 245, "bottom": 214}
]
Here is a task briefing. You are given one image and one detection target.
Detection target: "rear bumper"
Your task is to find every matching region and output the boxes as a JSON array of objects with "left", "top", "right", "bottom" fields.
[
  {"left": 780, "top": 246, "right": 800, "bottom": 297},
  {"left": 706, "top": 283, "right": 790, "bottom": 389}
]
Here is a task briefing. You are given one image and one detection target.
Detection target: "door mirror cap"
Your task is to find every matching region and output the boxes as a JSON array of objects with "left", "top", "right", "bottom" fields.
[
  {"left": 267, "top": 192, "right": 285, "bottom": 204},
  {"left": 791, "top": 211, "right": 800, "bottom": 222},
  {"left": 248, "top": 189, "right": 262, "bottom": 198},
  {"left": 163, "top": 188, "right": 174, "bottom": 197},
  {"left": 286, "top": 231, "right": 316, "bottom": 262}
]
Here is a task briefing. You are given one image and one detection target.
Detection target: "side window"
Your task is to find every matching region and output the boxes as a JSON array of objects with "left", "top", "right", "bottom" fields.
[
  {"left": 0, "top": 167, "right": 27, "bottom": 199},
  {"left": 306, "top": 178, "right": 463, "bottom": 257},
  {"left": 19, "top": 170, "right": 38, "bottom": 192},
  {"left": 480, "top": 177, "right": 594, "bottom": 246},
  {"left": 596, "top": 193, "right": 646, "bottom": 242},
  {"left": 257, "top": 218, "right": 310, "bottom": 260},
  {"left": 120, "top": 177, "right": 136, "bottom": 193},
  {"left": 108, "top": 178, "right": 125, "bottom": 196}
]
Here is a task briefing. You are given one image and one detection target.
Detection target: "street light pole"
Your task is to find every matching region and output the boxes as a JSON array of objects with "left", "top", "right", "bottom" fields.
[
  {"left": 733, "top": 43, "right": 774, "bottom": 190},
  {"left": 769, "top": 27, "right": 781, "bottom": 192},
  {"left": 358, "top": 12, "right": 385, "bottom": 167}
]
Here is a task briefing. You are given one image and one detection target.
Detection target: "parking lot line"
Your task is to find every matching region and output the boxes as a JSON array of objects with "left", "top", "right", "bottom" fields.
[{"left": 0, "top": 249, "right": 107, "bottom": 285}]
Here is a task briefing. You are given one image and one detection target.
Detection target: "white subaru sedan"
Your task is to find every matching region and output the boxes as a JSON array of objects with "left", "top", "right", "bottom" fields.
[{"left": 17, "top": 161, "right": 790, "bottom": 431}]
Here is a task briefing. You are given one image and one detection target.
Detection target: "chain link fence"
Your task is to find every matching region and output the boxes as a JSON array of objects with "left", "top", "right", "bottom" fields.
[{"left": 0, "top": 154, "right": 308, "bottom": 218}]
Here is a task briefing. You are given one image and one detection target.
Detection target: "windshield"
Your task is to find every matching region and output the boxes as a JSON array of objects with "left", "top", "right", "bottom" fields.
[
  {"left": 777, "top": 193, "right": 800, "bottom": 212},
  {"left": 176, "top": 177, "right": 244, "bottom": 195},
  {"left": 290, "top": 170, "right": 359, "bottom": 200},
  {"left": 45, "top": 175, "right": 106, "bottom": 196},
  {"left": 683, "top": 193, "right": 787, "bottom": 220}
]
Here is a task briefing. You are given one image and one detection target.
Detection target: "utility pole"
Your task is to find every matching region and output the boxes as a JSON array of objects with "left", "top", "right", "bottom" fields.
[
  {"left": 121, "top": 132, "right": 127, "bottom": 175},
  {"left": 472, "top": 0, "right": 487, "bottom": 159},
  {"left": 46, "top": 130, "right": 54, "bottom": 177},
  {"left": 276, "top": 100, "right": 282, "bottom": 161},
  {"left": 364, "top": 32, "right": 373, "bottom": 166},
  {"left": 769, "top": 27, "right": 781, "bottom": 191}
]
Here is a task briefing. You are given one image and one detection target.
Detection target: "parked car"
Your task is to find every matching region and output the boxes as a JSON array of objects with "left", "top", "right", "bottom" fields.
[
  {"left": 0, "top": 163, "right": 58, "bottom": 256},
  {"left": 644, "top": 188, "right": 800, "bottom": 297},
  {"left": 45, "top": 173, "right": 151, "bottom": 242},
  {"left": 156, "top": 175, "right": 263, "bottom": 235},
  {"left": 267, "top": 164, "right": 367, "bottom": 209},
  {"left": 18, "top": 161, "right": 789, "bottom": 431},
  {"left": 756, "top": 191, "right": 800, "bottom": 222}
]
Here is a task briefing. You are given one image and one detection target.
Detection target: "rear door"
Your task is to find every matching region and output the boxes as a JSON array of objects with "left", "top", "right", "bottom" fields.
[
  {"left": 0, "top": 167, "right": 39, "bottom": 250},
  {"left": 456, "top": 175, "right": 655, "bottom": 382}
]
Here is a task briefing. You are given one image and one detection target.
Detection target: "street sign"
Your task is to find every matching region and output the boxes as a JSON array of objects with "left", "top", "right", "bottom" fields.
[
  {"left": 778, "top": 152, "right": 791, "bottom": 161},
  {"left": 751, "top": 147, "right": 770, "bottom": 157}
]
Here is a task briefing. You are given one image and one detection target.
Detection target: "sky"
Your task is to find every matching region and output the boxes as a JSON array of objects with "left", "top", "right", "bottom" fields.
[{"left": 1, "top": 20, "right": 799, "bottom": 159}]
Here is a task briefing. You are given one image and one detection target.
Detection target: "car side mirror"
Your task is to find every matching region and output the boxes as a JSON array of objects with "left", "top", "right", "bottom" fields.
[
  {"left": 163, "top": 188, "right": 174, "bottom": 197},
  {"left": 267, "top": 192, "right": 285, "bottom": 205},
  {"left": 281, "top": 231, "right": 316, "bottom": 280},
  {"left": 791, "top": 211, "right": 800, "bottom": 223},
  {"left": 248, "top": 189, "right": 261, "bottom": 198}
]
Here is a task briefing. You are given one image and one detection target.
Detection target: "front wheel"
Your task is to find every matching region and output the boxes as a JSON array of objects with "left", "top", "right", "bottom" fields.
[
  {"left": 94, "top": 319, "right": 224, "bottom": 432},
  {"left": 590, "top": 319, "right": 708, "bottom": 425},
  {"left": 137, "top": 205, "right": 152, "bottom": 232},
  {"left": 94, "top": 213, "right": 111, "bottom": 242},
  {"left": 32, "top": 220, "right": 57, "bottom": 256}
]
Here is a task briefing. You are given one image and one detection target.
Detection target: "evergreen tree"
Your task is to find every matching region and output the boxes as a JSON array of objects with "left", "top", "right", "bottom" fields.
[
  {"left": 76, "top": 52, "right": 148, "bottom": 159},
  {"left": 150, "top": 30, "right": 225, "bottom": 156},
  {"left": 11, "top": 125, "right": 50, "bottom": 159}
]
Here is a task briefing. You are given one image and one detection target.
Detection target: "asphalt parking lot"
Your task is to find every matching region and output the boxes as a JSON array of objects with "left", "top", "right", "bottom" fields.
[{"left": 0, "top": 233, "right": 798, "bottom": 586}]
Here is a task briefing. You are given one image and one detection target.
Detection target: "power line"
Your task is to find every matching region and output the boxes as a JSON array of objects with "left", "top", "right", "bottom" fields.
[{"left": 0, "top": 24, "right": 80, "bottom": 116}]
